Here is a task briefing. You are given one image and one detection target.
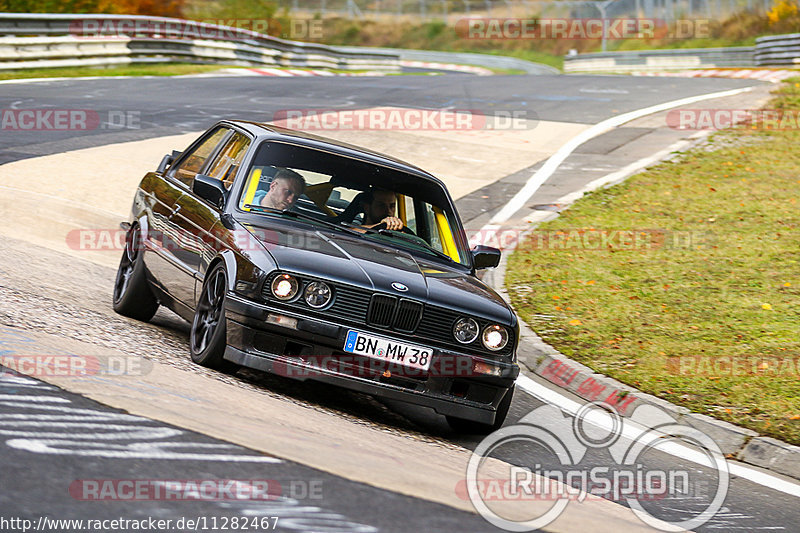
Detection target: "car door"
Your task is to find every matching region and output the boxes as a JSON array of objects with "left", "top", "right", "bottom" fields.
[
  {"left": 145, "top": 126, "right": 232, "bottom": 310},
  {"left": 170, "top": 130, "right": 252, "bottom": 307}
]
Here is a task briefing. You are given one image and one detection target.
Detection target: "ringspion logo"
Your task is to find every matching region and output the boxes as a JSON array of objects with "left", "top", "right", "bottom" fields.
[{"left": 465, "top": 402, "right": 728, "bottom": 531}]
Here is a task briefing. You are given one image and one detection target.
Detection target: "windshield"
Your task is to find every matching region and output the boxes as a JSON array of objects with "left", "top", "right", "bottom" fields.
[{"left": 238, "top": 140, "right": 471, "bottom": 266}]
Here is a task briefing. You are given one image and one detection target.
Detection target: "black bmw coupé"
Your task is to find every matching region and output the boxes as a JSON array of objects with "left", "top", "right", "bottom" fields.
[{"left": 112, "top": 120, "right": 519, "bottom": 433}]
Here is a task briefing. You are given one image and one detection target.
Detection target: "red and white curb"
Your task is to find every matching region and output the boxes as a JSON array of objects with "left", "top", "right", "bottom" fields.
[
  {"left": 632, "top": 69, "right": 798, "bottom": 83},
  {"left": 211, "top": 67, "right": 392, "bottom": 77},
  {"left": 203, "top": 62, "right": 493, "bottom": 78},
  {"left": 399, "top": 60, "right": 493, "bottom": 75}
]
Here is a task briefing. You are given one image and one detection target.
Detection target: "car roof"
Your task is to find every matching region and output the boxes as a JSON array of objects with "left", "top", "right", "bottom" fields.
[{"left": 220, "top": 120, "right": 447, "bottom": 187}]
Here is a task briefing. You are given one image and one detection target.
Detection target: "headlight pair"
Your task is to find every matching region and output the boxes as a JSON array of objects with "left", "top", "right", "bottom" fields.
[
  {"left": 453, "top": 317, "right": 509, "bottom": 351},
  {"left": 270, "top": 274, "right": 332, "bottom": 309}
]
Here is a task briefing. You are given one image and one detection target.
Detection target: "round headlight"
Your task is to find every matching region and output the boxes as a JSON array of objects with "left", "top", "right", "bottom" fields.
[
  {"left": 304, "top": 281, "right": 332, "bottom": 308},
  {"left": 453, "top": 317, "right": 479, "bottom": 344},
  {"left": 481, "top": 325, "right": 509, "bottom": 351},
  {"left": 271, "top": 274, "right": 299, "bottom": 300}
]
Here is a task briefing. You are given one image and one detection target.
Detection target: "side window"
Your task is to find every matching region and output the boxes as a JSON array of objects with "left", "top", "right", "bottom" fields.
[
  {"left": 206, "top": 132, "right": 251, "bottom": 189},
  {"left": 171, "top": 127, "right": 230, "bottom": 188}
]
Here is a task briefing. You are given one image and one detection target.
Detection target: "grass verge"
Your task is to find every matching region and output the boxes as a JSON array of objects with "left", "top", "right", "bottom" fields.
[
  {"left": 0, "top": 63, "right": 227, "bottom": 81},
  {"left": 506, "top": 78, "right": 800, "bottom": 445}
]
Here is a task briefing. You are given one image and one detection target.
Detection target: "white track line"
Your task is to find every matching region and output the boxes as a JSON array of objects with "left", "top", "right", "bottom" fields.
[{"left": 488, "top": 87, "right": 753, "bottom": 226}]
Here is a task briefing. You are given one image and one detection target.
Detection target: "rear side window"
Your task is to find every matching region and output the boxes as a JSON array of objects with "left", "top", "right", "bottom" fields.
[
  {"left": 171, "top": 127, "right": 229, "bottom": 188},
  {"left": 206, "top": 132, "right": 250, "bottom": 189}
]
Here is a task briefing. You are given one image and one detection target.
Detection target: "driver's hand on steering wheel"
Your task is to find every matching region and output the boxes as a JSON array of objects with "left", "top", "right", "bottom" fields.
[{"left": 380, "top": 217, "right": 404, "bottom": 231}]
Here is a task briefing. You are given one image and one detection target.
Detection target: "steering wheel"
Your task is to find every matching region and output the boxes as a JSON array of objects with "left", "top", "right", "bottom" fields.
[{"left": 373, "top": 221, "right": 416, "bottom": 236}]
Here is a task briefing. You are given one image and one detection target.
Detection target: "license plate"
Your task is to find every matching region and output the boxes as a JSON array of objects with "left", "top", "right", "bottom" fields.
[{"left": 343, "top": 330, "right": 433, "bottom": 371}]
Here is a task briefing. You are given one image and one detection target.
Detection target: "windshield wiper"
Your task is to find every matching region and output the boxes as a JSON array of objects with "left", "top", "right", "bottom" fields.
[
  {"left": 243, "top": 205, "right": 363, "bottom": 237},
  {"left": 243, "top": 203, "right": 272, "bottom": 213},
  {"left": 373, "top": 228, "right": 457, "bottom": 264}
]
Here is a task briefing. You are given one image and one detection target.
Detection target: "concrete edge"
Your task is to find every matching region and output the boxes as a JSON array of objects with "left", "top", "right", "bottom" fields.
[{"left": 486, "top": 127, "right": 800, "bottom": 480}]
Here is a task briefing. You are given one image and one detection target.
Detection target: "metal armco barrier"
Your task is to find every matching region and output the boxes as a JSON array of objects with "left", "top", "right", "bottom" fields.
[
  {"left": 0, "top": 13, "right": 399, "bottom": 71},
  {"left": 755, "top": 33, "right": 800, "bottom": 66},
  {"left": 563, "top": 46, "right": 756, "bottom": 73}
]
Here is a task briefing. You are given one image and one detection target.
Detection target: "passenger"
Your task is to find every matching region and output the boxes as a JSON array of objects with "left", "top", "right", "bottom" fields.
[{"left": 259, "top": 169, "right": 305, "bottom": 211}]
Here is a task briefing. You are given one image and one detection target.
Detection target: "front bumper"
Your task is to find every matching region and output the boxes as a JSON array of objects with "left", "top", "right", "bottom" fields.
[{"left": 224, "top": 293, "right": 519, "bottom": 424}]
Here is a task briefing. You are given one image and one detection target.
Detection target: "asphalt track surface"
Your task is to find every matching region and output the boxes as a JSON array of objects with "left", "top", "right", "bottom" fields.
[
  {"left": 0, "top": 74, "right": 762, "bottom": 163},
  {"left": 1, "top": 73, "right": 798, "bottom": 532}
]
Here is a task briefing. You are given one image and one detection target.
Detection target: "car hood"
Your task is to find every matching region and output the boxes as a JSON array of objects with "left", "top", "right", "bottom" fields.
[{"left": 242, "top": 220, "right": 514, "bottom": 324}]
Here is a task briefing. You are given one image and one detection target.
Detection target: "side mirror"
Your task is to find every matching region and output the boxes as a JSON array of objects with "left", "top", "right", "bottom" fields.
[
  {"left": 471, "top": 245, "right": 501, "bottom": 269},
  {"left": 193, "top": 174, "right": 227, "bottom": 210},
  {"left": 156, "top": 150, "right": 182, "bottom": 173}
]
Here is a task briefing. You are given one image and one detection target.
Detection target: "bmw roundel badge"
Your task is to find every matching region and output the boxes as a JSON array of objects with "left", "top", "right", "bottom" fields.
[{"left": 391, "top": 282, "right": 408, "bottom": 292}]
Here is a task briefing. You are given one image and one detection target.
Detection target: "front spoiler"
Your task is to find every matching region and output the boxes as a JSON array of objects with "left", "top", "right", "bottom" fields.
[{"left": 224, "top": 294, "right": 518, "bottom": 424}]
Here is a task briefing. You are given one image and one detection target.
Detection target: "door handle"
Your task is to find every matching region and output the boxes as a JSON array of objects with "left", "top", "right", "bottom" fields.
[{"left": 169, "top": 205, "right": 182, "bottom": 219}]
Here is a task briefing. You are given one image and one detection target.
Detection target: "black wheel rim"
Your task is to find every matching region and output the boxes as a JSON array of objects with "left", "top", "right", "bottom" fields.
[
  {"left": 113, "top": 226, "right": 140, "bottom": 303},
  {"left": 192, "top": 269, "right": 225, "bottom": 354}
]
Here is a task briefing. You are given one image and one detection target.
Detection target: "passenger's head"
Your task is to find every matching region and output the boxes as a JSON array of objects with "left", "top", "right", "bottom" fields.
[
  {"left": 361, "top": 188, "right": 397, "bottom": 225},
  {"left": 261, "top": 169, "right": 305, "bottom": 211}
]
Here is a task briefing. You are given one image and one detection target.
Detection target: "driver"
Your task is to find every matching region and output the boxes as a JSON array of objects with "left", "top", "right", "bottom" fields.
[{"left": 360, "top": 188, "right": 404, "bottom": 230}]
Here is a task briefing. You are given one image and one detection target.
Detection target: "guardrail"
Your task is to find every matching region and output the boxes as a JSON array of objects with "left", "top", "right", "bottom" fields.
[
  {"left": 0, "top": 13, "right": 400, "bottom": 71},
  {"left": 755, "top": 33, "right": 800, "bottom": 66},
  {"left": 563, "top": 46, "right": 756, "bottom": 73}
]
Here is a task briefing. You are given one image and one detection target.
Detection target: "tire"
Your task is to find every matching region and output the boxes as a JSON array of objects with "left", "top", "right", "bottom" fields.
[
  {"left": 112, "top": 224, "right": 158, "bottom": 321},
  {"left": 190, "top": 264, "right": 239, "bottom": 373},
  {"left": 447, "top": 384, "right": 515, "bottom": 434}
]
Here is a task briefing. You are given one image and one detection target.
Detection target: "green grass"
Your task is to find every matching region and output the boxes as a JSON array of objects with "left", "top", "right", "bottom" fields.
[
  {"left": 506, "top": 78, "right": 800, "bottom": 445},
  {"left": 451, "top": 48, "right": 563, "bottom": 71},
  {"left": 0, "top": 63, "right": 227, "bottom": 81},
  {"left": 611, "top": 36, "right": 759, "bottom": 51}
]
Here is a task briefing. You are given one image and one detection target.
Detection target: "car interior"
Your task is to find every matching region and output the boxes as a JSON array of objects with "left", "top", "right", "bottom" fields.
[{"left": 238, "top": 163, "right": 468, "bottom": 265}]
